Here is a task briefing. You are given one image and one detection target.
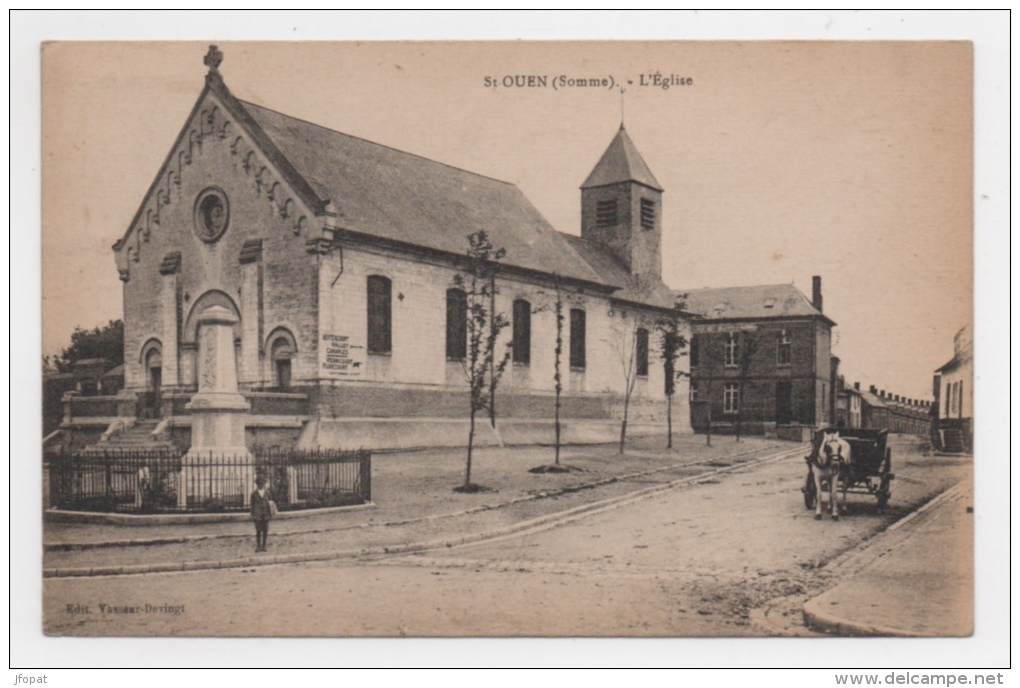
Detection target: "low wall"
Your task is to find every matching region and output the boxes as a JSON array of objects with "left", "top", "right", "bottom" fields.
[
  {"left": 776, "top": 424, "right": 816, "bottom": 442},
  {"left": 300, "top": 417, "right": 677, "bottom": 451},
  {"left": 165, "top": 416, "right": 307, "bottom": 453}
]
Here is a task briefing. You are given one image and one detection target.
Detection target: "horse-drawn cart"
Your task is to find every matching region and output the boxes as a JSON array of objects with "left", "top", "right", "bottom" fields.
[{"left": 802, "top": 428, "right": 893, "bottom": 514}]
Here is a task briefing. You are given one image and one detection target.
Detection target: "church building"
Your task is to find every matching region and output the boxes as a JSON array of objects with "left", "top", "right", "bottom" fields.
[{"left": 109, "top": 47, "right": 691, "bottom": 451}]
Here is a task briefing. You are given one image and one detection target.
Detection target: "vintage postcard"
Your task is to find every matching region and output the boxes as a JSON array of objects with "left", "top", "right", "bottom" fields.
[{"left": 35, "top": 37, "right": 981, "bottom": 654}]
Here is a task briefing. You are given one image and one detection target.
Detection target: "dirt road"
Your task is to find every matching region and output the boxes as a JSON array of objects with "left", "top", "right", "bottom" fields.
[{"left": 43, "top": 436, "right": 969, "bottom": 637}]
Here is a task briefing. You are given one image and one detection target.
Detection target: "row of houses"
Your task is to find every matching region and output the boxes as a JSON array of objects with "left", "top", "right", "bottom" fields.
[{"left": 836, "top": 381, "right": 933, "bottom": 436}]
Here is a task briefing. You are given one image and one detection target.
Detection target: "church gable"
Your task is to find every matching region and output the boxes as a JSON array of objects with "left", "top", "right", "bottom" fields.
[{"left": 113, "top": 70, "right": 326, "bottom": 284}]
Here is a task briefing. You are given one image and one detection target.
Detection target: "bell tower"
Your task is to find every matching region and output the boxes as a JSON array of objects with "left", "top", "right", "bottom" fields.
[{"left": 580, "top": 125, "right": 663, "bottom": 279}]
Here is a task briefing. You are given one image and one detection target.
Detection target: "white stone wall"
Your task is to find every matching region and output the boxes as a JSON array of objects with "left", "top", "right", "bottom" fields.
[{"left": 317, "top": 244, "right": 686, "bottom": 406}]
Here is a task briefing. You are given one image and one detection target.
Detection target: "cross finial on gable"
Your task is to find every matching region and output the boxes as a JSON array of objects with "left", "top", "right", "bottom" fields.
[{"left": 204, "top": 45, "right": 224, "bottom": 73}]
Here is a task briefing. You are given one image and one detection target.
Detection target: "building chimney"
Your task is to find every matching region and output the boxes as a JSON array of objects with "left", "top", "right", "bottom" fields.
[
  {"left": 812, "top": 275, "right": 823, "bottom": 313},
  {"left": 879, "top": 390, "right": 885, "bottom": 398},
  {"left": 854, "top": 382, "right": 860, "bottom": 391},
  {"left": 869, "top": 385, "right": 877, "bottom": 394}
]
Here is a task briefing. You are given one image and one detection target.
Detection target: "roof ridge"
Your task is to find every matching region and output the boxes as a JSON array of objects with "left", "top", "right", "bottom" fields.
[{"left": 239, "top": 99, "right": 516, "bottom": 188}]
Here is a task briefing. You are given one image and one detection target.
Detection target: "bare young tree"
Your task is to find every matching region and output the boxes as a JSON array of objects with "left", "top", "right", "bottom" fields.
[
  {"left": 607, "top": 309, "right": 652, "bottom": 455},
  {"left": 453, "top": 231, "right": 512, "bottom": 492},
  {"left": 530, "top": 274, "right": 580, "bottom": 469},
  {"left": 656, "top": 301, "right": 689, "bottom": 450},
  {"left": 733, "top": 328, "right": 763, "bottom": 442},
  {"left": 551, "top": 276, "right": 565, "bottom": 465}
]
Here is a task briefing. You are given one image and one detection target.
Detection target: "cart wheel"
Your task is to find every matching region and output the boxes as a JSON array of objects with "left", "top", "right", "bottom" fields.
[
  {"left": 803, "top": 473, "right": 817, "bottom": 510},
  {"left": 877, "top": 475, "right": 891, "bottom": 512}
]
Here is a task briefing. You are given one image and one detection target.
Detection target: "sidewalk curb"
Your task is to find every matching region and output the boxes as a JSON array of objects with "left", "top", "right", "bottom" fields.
[
  {"left": 800, "top": 481, "right": 968, "bottom": 637},
  {"left": 44, "top": 501, "right": 376, "bottom": 527},
  {"left": 44, "top": 444, "right": 806, "bottom": 578}
]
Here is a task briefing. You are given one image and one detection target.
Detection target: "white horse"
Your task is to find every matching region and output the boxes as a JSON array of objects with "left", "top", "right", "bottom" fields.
[{"left": 813, "top": 431, "right": 851, "bottom": 520}]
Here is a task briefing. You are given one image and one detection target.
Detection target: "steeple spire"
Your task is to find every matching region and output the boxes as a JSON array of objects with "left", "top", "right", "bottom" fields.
[{"left": 581, "top": 126, "right": 662, "bottom": 191}]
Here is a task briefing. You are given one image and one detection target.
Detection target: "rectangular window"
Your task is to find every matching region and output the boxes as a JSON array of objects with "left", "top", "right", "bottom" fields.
[
  {"left": 569, "top": 308, "right": 586, "bottom": 370},
  {"left": 724, "top": 382, "right": 739, "bottom": 414},
  {"left": 446, "top": 288, "right": 467, "bottom": 362},
  {"left": 724, "top": 332, "right": 739, "bottom": 367},
  {"left": 945, "top": 381, "right": 951, "bottom": 416},
  {"left": 640, "top": 198, "right": 656, "bottom": 230},
  {"left": 367, "top": 275, "right": 392, "bottom": 355},
  {"left": 596, "top": 199, "right": 617, "bottom": 227},
  {"left": 690, "top": 336, "right": 700, "bottom": 367},
  {"left": 512, "top": 299, "right": 531, "bottom": 365},
  {"left": 689, "top": 380, "right": 698, "bottom": 402},
  {"left": 777, "top": 329, "right": 791, "bottom": 366},
  {"left": 636, "top": 327, "right": 649, "bottom": 377}
]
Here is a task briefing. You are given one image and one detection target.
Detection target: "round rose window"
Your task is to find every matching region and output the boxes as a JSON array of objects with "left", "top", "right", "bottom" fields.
[{"left": 194, "top": 187, "right": 230, "bottom": 242}]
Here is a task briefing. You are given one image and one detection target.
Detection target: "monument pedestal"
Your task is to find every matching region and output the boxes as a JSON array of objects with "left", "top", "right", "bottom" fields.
[{"left": 181, "top": 305, "right": 254, "bottom": 508}]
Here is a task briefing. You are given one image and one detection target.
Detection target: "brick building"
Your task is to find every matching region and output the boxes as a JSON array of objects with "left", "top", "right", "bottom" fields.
[
  {"left": 103, "top": 48, "right": 690, "bottom": 451},
  {"left": 678, "top": 277, "right": 836, "bottom": 436}
]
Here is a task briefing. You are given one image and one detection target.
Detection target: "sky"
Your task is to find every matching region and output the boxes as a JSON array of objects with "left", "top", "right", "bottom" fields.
[{"left": 40, "top": 38, "right": 973, "bottom": 401}]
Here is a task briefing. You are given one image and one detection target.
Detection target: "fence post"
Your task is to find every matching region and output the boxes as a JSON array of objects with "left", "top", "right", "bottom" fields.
[
  {"left": 360, "top": 450, "right": 371, "bottom": 502},
  {"left": 287, "top": 466, "right": 298, "bottom": 504},
  {"left": 177, "top": 469, "right": 187, "bottom": 509}
]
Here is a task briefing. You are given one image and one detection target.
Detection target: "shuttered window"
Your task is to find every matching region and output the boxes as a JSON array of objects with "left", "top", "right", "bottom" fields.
[
  {"left": 636, "top": 327, "right": 649, "bottom": 377},
  {"left": 596, "top": 199, "right": 617, "bottom": 227},
  {"left": 367, "top": 275, "right": 392, "bottom": 355},
  {"left": 513, "top": 299, "right": 531, "bottom": 365},
  {"left": 640, "top": 198, "right": 656, "bottom": 230},
  {"left": 446, "top": 288, "right": 467, "bottom": 361},
  {"left": 569, "top": 308, "right": 586, "bottom": 370}
]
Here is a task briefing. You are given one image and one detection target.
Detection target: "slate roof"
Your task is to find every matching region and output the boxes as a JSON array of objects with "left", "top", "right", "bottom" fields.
[
  {"left": 581, "top": 126, "right": 663, "bottom": 191},
  {"left": 241, "top": 101, "right": 612, "bottom": 289},
  {"left": 858, "top": 390, "right": 887, "bottom": 408},
  {"left": 677, "top": 283, "right": 834, "bottom": 325},
  {"left": 561, "top": 234, "right": 675, "bottom": 309}
]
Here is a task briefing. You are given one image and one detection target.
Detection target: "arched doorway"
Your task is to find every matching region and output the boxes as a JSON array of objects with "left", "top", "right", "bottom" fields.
[
  {"left": 272, "top": 339, "right": 293, "bottom": 390},
  {"left": 140, "top": 340, "right": 163, "bottom": 418}
]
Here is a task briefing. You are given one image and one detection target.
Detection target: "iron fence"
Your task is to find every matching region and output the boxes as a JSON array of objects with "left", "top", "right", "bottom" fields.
[{"left": 48, "top": 446, "right": 371, "bottom": 514}]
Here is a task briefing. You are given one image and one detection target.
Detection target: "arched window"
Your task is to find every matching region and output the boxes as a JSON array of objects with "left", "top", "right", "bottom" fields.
[
  {"left": 367, "top": 276, "right": 392, "bottom": 355},
  {"left": 271, "top": 337, "right": 293, "bottom": 390},
  {"left": 569, "top": 308, "right": 586, "bottom": 370},
  {"left": 265, "top": 328, "right": 297, "bottom": 390},
  {"left": 512, "top": 299, "right": 531, "bottom": 365},
  {"left": 636, "top": 327, "right": 649, "bottom": 377},
  {"left": 446, "top": 288, "right": 467, "bottom": 361}
]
